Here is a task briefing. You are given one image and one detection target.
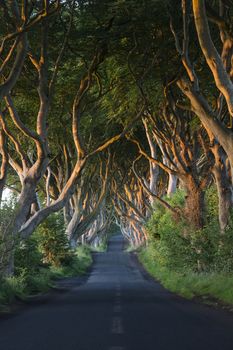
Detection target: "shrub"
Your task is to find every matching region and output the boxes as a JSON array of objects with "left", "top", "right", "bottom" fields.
[
  {"left": 35, "top": 213, "right": 73, "bottom": 267},
  {"left": 146, "top": 190, "right": 198, "bottom": 271},
  {"left": 14, "top": 235, "right": 42, "bottom": 276},
  {"left": 0, "top": 201, "right": 15, "bottom": 277},
  {"left": 0, "top": 209, "right": 93, "bottom": 306},
  {"left": 211, "top": 217, "right": 233, "bottom": 272},
  {"left": 73, "top": 245, "right": 92, "bottom": 273},
  {"left": 26, "top": 269, "right": 52, "bottom": 293},
  {"left": 145, "top": 188, "right": 233, "bottom": 273},
  {"left": 0, "top": 274, "right": 27, "bottom": 304}
]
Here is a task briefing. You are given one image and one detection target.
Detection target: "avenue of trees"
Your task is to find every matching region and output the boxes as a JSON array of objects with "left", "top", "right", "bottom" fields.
[{"left": 0, "top": 0, "right": 233, "bottom": 297}]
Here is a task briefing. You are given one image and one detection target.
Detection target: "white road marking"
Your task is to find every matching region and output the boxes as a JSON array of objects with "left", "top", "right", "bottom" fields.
[{"left": 111, "top": 317, "right": 124, "bottom": 334}]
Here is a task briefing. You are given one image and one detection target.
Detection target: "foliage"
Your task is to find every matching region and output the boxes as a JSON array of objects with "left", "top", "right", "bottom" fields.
[
  {"left": 91, "top": 241, "right": 108, "bottom": 252},
  {"left": 0, "top": 200, "right": 15, "bottom": 228},
  {"left": 139, "top": 248, "right": 233, "bottom": 305},
  {"left": 146, "top": 190, "right": 197, "bottom": 271},
  {"left": 0, "top": 244, "right": 93, "bottom": 307},
  {"left": 35, "top": 214, "right": 73, "bottom": 267},
  {"left": 74, "top": 245, "right": 93, "bottom": 273},
  {"left": 14, "top": 236, "right": 42, "bottom": 276},
  {"left": 0, "top": 209, "right": 93, "bottom": 307},
  {"left": 50, "top": 245, "right": 93, "bottom": 277},
  {"left": 0, "top": 199, "right": 17, "bottom": 277},
  {"left": 139, "top": 186, "right": 233, "bottom": 305},
  {"left": 0, "top": 274, "right": 27, "bottom": 305},
  {"left": 145, "top": 188, "right": 233, "bottom": 273}
]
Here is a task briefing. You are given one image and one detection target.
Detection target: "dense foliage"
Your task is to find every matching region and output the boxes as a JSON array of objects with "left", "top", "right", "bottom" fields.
[{"left": 146, "top": 189, "right": 233, "bottom": 273}]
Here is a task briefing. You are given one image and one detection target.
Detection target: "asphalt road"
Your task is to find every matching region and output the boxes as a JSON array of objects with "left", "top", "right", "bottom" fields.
[{"left": 0, "top": 234, "right": 233, "bottom": 350}]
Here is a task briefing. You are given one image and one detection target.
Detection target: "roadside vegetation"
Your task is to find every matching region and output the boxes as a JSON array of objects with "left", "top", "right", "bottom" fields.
[
  {"left": 139, "top": 190, "right": 233, "bottom": 306},
  {"left": 0, "top": 207, "right": 92, "bottom": 309}
]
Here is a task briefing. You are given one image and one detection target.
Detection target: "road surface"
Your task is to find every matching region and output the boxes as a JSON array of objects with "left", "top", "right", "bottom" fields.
[{"left": 0, "top": 235, "right": 233, "bottom": 350}]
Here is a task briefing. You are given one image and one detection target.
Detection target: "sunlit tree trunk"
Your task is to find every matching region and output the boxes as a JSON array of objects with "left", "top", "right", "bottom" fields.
[
  {"left": 177, "top": 78, "right": 233, "bottom": 167},
  {"left": 153, "top": 134, "right": 177, "bottom": 197},
  {"left": 184, "top": 176, "right": 205, "bottom": 229},
  {"left": 167, "top": 173, "right": 178, "bottom": 197},
  {"left": 211, "top": 145, "right": 232, "bottom": 232},
  {"left": 192, "top": 0, "right": 233, "bottom": 116},
  {"left": 0, "top": 128, "right": 8, "bottom": 203},
  {"left": 142, "top": 118, "right": 159, "bottom": 202}
]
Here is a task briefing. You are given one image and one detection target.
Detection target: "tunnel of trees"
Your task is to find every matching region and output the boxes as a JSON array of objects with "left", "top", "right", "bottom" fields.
[{"left": 0, "top": 0, "right": 233, "bottom": 303}]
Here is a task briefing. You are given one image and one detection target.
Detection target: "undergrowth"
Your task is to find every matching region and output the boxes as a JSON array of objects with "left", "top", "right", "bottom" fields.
[
  {"left": 139, "top": 247, "right": 233, "bottom": 305},
  {"left": 0, "top": 213, "right": 93, "bottom": 310},
  {"left": 0, "top": 245, "right": 92, "bottom": 308},
  {"left": 139, "top": 188, "right": 233, "bottom": 306}
]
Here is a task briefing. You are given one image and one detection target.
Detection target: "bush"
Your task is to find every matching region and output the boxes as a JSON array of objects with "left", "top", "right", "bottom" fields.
[
  {"left": 0, "top": 274, "right": 27, "bottom": 304},
  {"left": 0, "top": 201, "right": 15, "bottom": 277},
  {"left": 139, "top": 248, "right": 233, "bottom": 304},
  {"left": 145, "top": 188, "right": 233, "bottom": 273},
  {"left": 26, "top": 269, "right": 52, "bottom": 293},
  {"left": 146, "top": 191, "right": 198, "bottom": 271},
  {"left": 211, "top": 222, "right": 233, "bottom": 272},
  {"left": 48, "top": 244, "right": 93, "bottom": 278},
  {"left": 140, "top": 187, "right": 233, "bottom": 305},
  {"left": 0, "top": 208, "right": 93, "bottom": 307},
  {"left": 35, "top": 213, "right": 73, "bottom": 267},
  {"left": 204, "top": 187, "right": 233, "bottom": 272},
  {"left": 14, "top": 235, "right": 42, "bottom": 276},
  {"left": 0, "top": 244, "right": 93, "bottom": 306}
]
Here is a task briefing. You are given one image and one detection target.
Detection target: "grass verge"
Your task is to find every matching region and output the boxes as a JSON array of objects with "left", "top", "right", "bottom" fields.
[
  {"left": 0, "top": 245, "right": 92, "bottom": 311},
  {"left": 138, "top": 247, "right": 233, "bottom": 306},
  {"left": 90, "top": 241, "right": 108, "bottom": 253}
]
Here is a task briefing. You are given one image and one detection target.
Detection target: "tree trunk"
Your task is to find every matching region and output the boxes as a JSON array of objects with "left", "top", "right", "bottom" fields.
[
  {"left": 66, "top": 208, "right": 82, "bottom": 246},
  {"left": 167, "top": 173, "right": 177, "bottom": 197},
  {"left": 212, "top": 154, "right": 232, "bottom": 232},
  {"left": 177, "top": 78, "right": 233, "bottom": 167},
  {"left": 0, "top": 129, "right": 8, "bottom": 203},
  {"left": 142, "top": 118, "right": 159, "bottom": 203},
  {"left": 63, "top": 201, "right": 73, "bottom": 226},
  {"left": 184, "top": 177, "right": 205, "bottom": 229},
  {"left": 192, "top": 0, "right": 233, "bottom": 116}
]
